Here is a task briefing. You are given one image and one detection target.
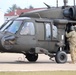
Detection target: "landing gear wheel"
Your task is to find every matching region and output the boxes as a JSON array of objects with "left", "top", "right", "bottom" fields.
[
  {"left": 26, "top": 53, "right": 38, "bottom": 62},
  {"left": 55, "top": 51, "right": 67, "bottom": 63}
]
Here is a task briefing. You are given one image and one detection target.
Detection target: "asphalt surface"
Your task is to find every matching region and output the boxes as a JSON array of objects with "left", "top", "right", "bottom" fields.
[{"left": 0, "top": 53, "right": 76, "bottom": 71}]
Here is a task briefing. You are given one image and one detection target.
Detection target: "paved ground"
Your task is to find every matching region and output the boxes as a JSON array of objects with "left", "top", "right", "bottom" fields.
[{"left": 0, "top": 53, "right": 76, "bottom": 71}]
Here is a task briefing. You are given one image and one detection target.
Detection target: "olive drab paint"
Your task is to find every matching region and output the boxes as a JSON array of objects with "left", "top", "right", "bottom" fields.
[{"left": 0, "top": 0, "right": 76, "bottom": 63}]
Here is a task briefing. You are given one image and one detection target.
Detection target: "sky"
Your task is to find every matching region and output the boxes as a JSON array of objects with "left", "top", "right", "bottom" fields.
[{"left": 0, "top": 0, "right": 75, "bottom": 13}]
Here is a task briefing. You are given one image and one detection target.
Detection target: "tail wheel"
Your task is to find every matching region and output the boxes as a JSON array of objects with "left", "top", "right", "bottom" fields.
[
  {"left": 26, "top": 53, "right": 38, "bottom": 62},
  {"left": 55, "top": 51, "right": 67, "bottom": 63}
]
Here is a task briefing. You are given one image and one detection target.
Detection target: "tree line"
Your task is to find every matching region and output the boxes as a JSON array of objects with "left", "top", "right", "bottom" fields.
[{"left": 7, "top": 4, "right": 34, "bottom": 13}]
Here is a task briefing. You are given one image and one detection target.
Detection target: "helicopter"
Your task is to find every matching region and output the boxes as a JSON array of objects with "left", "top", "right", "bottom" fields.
[{"left": 0, "top": 0, "right": 76, "bottom": 63}]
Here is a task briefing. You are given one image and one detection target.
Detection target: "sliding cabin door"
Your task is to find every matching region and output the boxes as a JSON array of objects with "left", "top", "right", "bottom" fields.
[{"left": 36, "top": 22, "right": 59, "bottom": 52}]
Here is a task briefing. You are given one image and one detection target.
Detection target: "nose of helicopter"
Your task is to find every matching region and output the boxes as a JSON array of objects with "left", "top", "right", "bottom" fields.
[{"left": 0, "top": 31, "right": 16, "bottom": 51}]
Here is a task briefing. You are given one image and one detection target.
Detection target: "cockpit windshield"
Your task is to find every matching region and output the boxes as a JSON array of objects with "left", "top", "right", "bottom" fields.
[
  {"left": 1, "top": 20, "right": 22, "bottom": 34},
  {"left": 0, "top": 21, "right": 12, "bottom": 31}
]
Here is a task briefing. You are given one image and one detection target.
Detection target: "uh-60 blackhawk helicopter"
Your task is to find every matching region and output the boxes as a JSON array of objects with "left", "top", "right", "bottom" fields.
[{"left": 0, "top": 0, "right": 76, "bottom": 63}]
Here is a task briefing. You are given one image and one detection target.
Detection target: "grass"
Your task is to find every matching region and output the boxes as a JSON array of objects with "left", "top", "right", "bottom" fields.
[{"left": 0, "top": 71, "right": 76, "bottom": 75}]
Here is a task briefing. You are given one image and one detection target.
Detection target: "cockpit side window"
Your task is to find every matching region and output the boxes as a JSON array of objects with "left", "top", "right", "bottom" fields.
[{"left": 20, "top": 22, "right": 35, "bottom": 35}]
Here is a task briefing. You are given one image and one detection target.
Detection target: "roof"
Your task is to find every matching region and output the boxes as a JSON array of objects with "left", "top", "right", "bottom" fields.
[{"left": 4, "top": 8, "right": 45, "bottom": 16}]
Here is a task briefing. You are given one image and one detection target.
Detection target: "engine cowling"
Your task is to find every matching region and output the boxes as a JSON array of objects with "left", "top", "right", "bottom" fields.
[{"left": 63, "top": 6, "right": 76, "bottom": 20}]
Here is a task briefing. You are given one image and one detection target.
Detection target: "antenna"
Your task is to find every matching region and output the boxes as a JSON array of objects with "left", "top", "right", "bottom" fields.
[
  {"left": 56, "top": 0, "right": 58, "bottom": 7},
  {"left": 43, "top": 2, "right": 51, "bottom": 8},
  {"left": 74, "top": 0, "right": 75, "bottom": 6}
]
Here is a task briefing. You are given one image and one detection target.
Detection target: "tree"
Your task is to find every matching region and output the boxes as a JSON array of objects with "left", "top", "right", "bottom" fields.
[
  {"left": 24, "top": 5, "right": 34, "bottom": 9},
  {"left": 7, "top": 4, "right": 21, "bottom": 13},
  {"left": 29, "top": 5, "right": 34, "bottom": 9},
  {"left": 6, "top": 4, "right": 34, "bottom": 13}
]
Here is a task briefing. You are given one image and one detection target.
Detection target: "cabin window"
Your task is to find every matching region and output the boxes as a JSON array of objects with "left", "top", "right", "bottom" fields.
[
  {"left": 20, "top": 22, "right": 35, "bottom": 35},
  {"left": 52, "top": 24, "right": 58, "bottom": 39},
  {"left": 45, "top": 23, "right": 51, "bottom": 40}
]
